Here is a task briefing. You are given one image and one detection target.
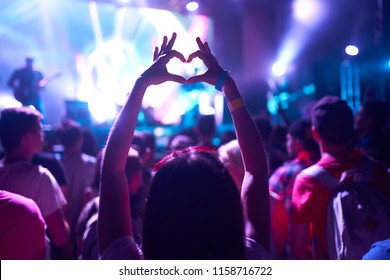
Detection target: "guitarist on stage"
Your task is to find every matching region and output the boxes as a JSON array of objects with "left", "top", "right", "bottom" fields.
[{"left": 7, "top": 56, "right": 45, "bottom": 115}]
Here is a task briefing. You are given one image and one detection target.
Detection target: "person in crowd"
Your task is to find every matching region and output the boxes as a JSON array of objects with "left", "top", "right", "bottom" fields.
[
  {"left": 32, "top": 151, "right": 69, "bottom": 199},
  {"left": 218, "top": 130, "right": 237, "bottom": 147},
  {"left": 56, "top": 119, "right": 96, "bottom": 258},
  {"left": 7, "top": 56, "right": 46, "bottom": 115},
  {"left": 81, "top": 128, "right": 100, "bottom": 157},
  {"left": 76, "top": 153, "right": 142, "bottom": 259},
  {"left": 0, "top": 190, "right": 46, "bottom": 259},
  {"left": 254, "top": 116, "right": 288, "bottom": 175},
  {"left": 0, "top": 107, "right": 69, "bottom": 254},
  {"left": 141, "top": 131, "right": 157, "bottom": 170},
  {"left": 130, "top": 131, "right": 153, "bottom": 227},
  {"left": 355, "top": 99, "right": 390, "bottom": 167},
  {"left": 195, "top": 114, "right": 216, "bottom": 149},
  {"left": 98, "top": 33, "right": 271, "bottom": 259},
  {"left": 290, "top": 96, "right": 390, "bottom": 259},
  {"left": 218, "top": 139, "right": 244, "bottom": 191},
  {"left": 167, "top": 134, "right": 194, "bottom": 154},
  {"left": 268, "top": 119, "right": 319, "bottom": 259},
  {"left": 0, "top": 128, "right": 69, "bottom": 259},
  {"left": 75, "top": 151, "right": 104, "bottom": 258}
]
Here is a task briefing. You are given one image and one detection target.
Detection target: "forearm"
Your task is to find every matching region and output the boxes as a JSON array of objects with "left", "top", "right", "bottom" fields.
[
  {"left": 223, "top": 77, "right": 268, "bottom": 177},
  {"left": 103, "top": 78, "right": 148, "bottom": 171},
  {"left": 223, "top": 76, "right": 270, "bottom": 251},
  {"left": 98, "top": 77, "right": 149, "bottom": 253}
]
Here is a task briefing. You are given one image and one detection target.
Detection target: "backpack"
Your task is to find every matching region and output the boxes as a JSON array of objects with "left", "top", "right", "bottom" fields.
[{"left": 303, "top": 157, "right": 390, "bottom": 260}]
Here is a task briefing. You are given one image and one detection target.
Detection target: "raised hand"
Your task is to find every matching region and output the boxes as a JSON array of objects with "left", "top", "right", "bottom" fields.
[
  {"left": 186, "top": 37, "right": 224, "bottom": 86},
  {"left": 141, "top": 32, "right": 186, "bottom": 85}
]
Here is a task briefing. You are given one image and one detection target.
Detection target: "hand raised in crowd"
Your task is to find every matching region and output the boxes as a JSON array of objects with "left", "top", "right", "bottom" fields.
[
  {"left": 99, "top": 33, "right": 270, "bottom": 258},
  {"left": 141, "top": 32, "right": 186, "bottom": 85},
  {"left": 186, "top": 37, "right": 225, "bottom": 86}
]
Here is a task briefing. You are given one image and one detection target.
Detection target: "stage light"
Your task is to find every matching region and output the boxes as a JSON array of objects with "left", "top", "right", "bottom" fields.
[
  {"left": 345, "top": 45, "right": 359, "bottom": 56},
  {"left": 272, "top": 0, "right": 326, "bottom": 80},
  {"left": 88, "top": 97, "right": 117, "bottom": 124},
  {"left": 186, "top": 1, "right": 199, "bottom": 12},
  {"left": 272, "top": 62, "right": 286, "bottom": 77},
  {"left": 293, "top": 0, "right": 324, "bottom": 25},
  {"left": 119, "top": 0, "right": 132, "bottom": 4}
]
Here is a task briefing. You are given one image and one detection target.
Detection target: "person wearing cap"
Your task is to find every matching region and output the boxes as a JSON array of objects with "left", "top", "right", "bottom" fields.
[
  {"left": 290, "top": 96, "right": 390, "bottom": 259},
  {"left": 7, "top": 56, "right": 45, "bottom": 114},
  {"left": 268, "top": 119, "right": 320, "bottom": 259}
]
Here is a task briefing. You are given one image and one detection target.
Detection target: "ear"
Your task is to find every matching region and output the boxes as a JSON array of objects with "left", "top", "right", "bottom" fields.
[{"left": 22, "top": 131, "right": 34, "bottom": 145}]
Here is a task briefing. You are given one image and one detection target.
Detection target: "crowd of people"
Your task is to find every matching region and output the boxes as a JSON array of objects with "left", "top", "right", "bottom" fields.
[{"left": 1, "top": 33, "right": 390, "bottom": 260}]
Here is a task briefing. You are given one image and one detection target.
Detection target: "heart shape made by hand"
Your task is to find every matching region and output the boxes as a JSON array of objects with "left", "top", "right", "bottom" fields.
[{"left": 166, "top": 56, "right": 205, "bottom": 82}]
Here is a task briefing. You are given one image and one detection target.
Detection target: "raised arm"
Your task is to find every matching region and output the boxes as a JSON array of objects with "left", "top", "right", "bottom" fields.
[
  {"left": 98, "top": 33, "right": 186, "bottom": 254},
  {"left": 187, "top": 38, "right": 270, "bottom": 252}
]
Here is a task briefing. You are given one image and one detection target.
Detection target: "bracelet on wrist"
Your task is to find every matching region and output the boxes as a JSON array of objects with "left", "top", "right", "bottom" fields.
[
  {"left": 227, "top": 98, "right": 245, "bottom": 113},
  {"left": 215, "top": 70, "right": 230, "bottom": 91}
]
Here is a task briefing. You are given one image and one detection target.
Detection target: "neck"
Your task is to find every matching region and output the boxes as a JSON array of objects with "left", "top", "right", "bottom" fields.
[
  {"left": 4, "top": 150, "right": 33, "bottom": 164},
  {"left": 320, "top": 142, "right": 349, "bottom": 157}
]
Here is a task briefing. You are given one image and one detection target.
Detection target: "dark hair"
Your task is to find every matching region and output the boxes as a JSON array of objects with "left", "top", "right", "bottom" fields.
[
  {"left": 143, "top": 148, "right": 245, "bottom": 259},
  {"left": 131, "top": 131, "right": 148, "bottom": 157},
  {"left": 312, "top": 96, "right": 354, "bottom": 145},
  {"left": 142, "top": 131, "right": 156, "bottom": 154},
  {"left": 81, "top": 129, "right": 99, "bottom": 157},
  {"left": 197, "top": 114, "right": 216, "bottom": 137},
  {"left": 56, "top": 120, "right": 82, "bottom": 148},
  {"left": 288, "top": 119, "right": 318, "bottom": 151},
  {"left": 254, "top": 116, "right": 272, "bottom": 141},
  {"left": 125, "top": 155, "right": 141, "bottom": 185},
  {"left": 362, "top": 99, "right": 389, "bottom": 131},
  {"left": 0, "top": 107, "right": 43, "bottom": 151}
]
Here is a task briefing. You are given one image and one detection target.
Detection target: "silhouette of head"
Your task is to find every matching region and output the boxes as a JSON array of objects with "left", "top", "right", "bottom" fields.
[{"left": 143, "top": 147, "right": 245, "bottom": 259}]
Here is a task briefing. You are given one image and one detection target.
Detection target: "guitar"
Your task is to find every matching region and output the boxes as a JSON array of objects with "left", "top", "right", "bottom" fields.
[{"left": 14, "top": 72, "right": 61, "bottom": 103}]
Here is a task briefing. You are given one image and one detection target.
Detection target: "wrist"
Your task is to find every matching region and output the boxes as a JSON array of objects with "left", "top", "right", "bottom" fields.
[
  {"left": 215, "top": 69, "right": 230, "bottom": 91},
  {"left": 222, "top": 76, "right": 240, "bottom": 100},
  {"left": 135, "top": 76, "right": 152, "bottom": 91}
]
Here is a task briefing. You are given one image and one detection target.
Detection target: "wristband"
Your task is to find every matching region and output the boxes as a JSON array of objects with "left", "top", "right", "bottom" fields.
[
  {"left": 227, "top": 98, "right": 245, "bottom": 113},
  {"left": 215, "top": 70, "right": 230, "bottom": 91}
]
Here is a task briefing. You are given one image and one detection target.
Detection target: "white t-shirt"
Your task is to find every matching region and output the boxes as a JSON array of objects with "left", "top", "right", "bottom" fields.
[
  {"left": 59, "top": 153, "right": 96, "bottom": 229},
  {"left": 0, "top": 161, "right": 67, "bottom": 218}
]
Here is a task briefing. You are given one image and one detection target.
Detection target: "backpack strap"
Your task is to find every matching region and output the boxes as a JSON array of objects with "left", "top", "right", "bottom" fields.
[
  {"left": 301, "top": 165, "right": 339, "bottom": 191},
  {"left": 358, "top": 156, "right": 374, "bottom": 183}
]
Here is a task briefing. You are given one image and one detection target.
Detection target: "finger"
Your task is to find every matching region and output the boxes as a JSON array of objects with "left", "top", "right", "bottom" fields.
[
  {"left": 165, "top": 32, "right": 177, "bottom": 52},
  {"left": 187, "top": 50, "right": 209, "bottom": 63},
  {"left": 168, "top": 50, "right": 186, "bottom": 62},
  {"left": 153, "top": 46, "right": 159, "bottom": 61},
  {"left": 204, "top": 42, "right": 212, "bottom": 54},
  {"left": 167, "top": 73, "right": 186, "bottom": 84},
  {"left": 187, "top": 51, "right": 197, "bottom": 63},
  {"left": 159, "top": 36, "right": 168, "bottom": 56},
  {"left": 186, "top": 73, "right": 207, "bottom": 84},
  {"left": 196, "top": 37, "right": 208, "bottom": 53}
]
